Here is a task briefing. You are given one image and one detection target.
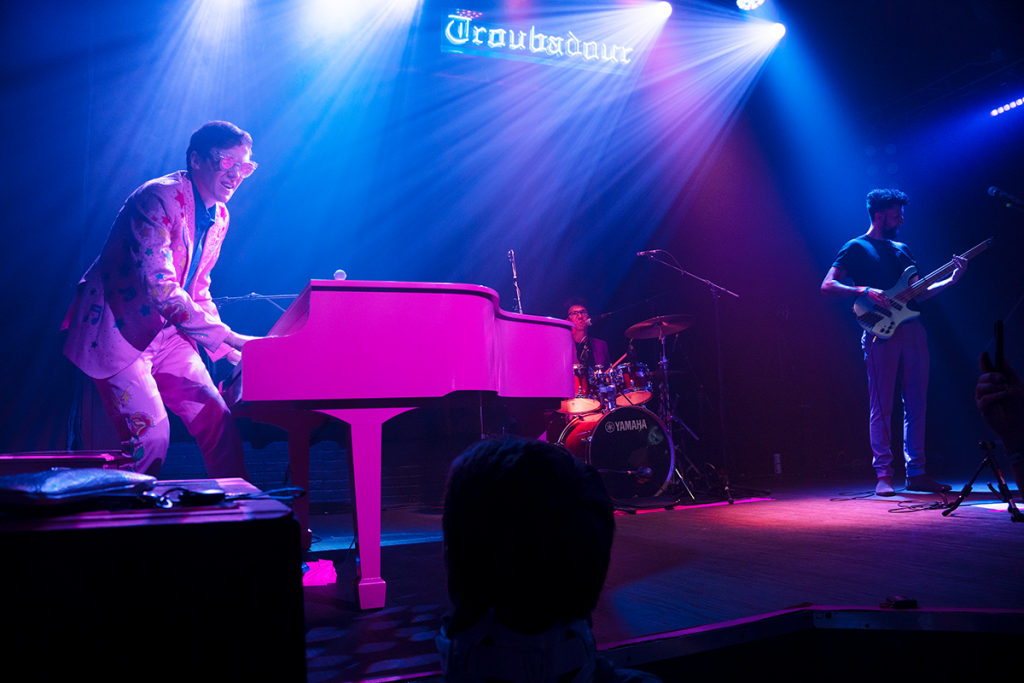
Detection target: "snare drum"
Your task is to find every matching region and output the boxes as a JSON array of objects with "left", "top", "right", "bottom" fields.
[
  {"left": 558, "top": 405, "right": 674, "bottom": 503},
  {"left": 562, "top": 364, "right": 601, "bottom": 415},
  {"left": 616, "top": 362, "right": 653, "bottom": 407}
]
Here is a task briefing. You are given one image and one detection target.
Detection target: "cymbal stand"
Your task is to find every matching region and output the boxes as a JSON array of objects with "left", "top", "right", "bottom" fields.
[
  {"left": 654, "top": 331, "right": 696, "bottom": 501},
  {"left": 641, "top": 252, "right": 739, "bottom": 504},
  {"left": 654, "top": 333, "right": 696, "bottom": 439}
]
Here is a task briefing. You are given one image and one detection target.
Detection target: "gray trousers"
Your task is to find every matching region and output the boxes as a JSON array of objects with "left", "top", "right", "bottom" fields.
[{"left": 862, "top": 320, "right": 929, "bottom": 478}]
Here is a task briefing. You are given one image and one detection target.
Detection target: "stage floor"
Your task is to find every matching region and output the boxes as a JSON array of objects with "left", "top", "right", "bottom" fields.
[{"left": 301, "top": 472, "right": 1024, "bottom": 682}]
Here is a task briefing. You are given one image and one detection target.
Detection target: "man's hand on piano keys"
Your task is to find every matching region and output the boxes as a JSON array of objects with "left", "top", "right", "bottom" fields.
[{"left": 225, "top": 331, "right": 262, "bottom": 351}]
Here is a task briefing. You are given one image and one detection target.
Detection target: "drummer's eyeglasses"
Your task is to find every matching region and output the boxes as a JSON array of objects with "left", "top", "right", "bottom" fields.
[
  {"left": 212, "top": 152, "right": 258, "bottom": 178},
  {"left": 568, "top": 309, "right": 588, "bottom": 319}
]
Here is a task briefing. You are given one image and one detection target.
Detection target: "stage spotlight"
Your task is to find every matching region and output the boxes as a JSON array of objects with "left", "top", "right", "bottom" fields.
[
  {"left": 737, "top": 0, "right": 766, "bottom": 10},
  {"left": 655, "top": 1, "right": 673, "bottom": 19},
  {"left": 303, "top": 0, "right": 371, "bottom": 35},
  {"left": 990, "top": 97, "right": 1024, "bottom": 116},
  {"left": 748, "top": 20, "right": 785, "bottom": 44}
]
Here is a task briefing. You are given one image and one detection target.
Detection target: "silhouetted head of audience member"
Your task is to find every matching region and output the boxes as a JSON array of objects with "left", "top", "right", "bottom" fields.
[
  {"left": 443, "top": 437, "right": 614, "bottom": 634},
  {"left": 437, "top": 437, "right": 616, "bottom": 683}
]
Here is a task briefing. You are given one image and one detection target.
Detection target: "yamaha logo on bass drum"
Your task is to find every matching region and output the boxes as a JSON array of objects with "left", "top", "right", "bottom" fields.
[{"left": 605, "top": 418, "right": 647, "bottom": 433}]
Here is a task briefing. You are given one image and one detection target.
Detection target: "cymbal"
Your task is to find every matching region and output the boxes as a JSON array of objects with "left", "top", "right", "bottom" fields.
[{"left": 624, "top": 314, "right": 694, "bottom": 339}]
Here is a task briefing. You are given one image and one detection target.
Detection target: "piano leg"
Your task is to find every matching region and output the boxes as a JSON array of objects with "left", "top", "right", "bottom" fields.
[
  {"left": 237, "top": 405, "right": 327, "bottom": 550},
  {"left": 320, "top": 407, "right": 414, "bottom": 610}
]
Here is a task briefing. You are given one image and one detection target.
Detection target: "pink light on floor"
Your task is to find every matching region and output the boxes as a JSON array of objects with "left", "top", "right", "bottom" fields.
[{"left": 303, "top": 559, "right": 338, "bottom": 586}]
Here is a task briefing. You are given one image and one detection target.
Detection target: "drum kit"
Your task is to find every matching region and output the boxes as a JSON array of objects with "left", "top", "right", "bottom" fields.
[{"left": 557, "top": 313, "right": 697, "bottom": 507}]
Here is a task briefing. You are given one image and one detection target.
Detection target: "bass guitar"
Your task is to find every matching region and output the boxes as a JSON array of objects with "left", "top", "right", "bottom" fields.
[{"left": 853, "top": 237, "right": 992, "bottom": 339}]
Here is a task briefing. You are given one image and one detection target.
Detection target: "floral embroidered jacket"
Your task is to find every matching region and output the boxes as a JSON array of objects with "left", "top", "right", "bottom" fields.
[{"left": 63, "top": 171, "right": 234, "bottom": 379}]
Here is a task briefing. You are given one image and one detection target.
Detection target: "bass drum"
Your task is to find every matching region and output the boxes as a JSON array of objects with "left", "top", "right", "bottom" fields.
[{"left": 558, "top": 406, "right": 675, "bottom": 504}]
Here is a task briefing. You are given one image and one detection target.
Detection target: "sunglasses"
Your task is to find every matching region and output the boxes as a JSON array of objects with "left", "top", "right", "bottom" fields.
[{"left": 212, "top": 152, "right": 258, "bottom": 178}]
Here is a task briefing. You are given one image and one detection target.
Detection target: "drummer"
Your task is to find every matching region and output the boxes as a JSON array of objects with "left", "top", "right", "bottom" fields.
[{"left": 566, "top": 299, "right": 610, "bottom": 367}]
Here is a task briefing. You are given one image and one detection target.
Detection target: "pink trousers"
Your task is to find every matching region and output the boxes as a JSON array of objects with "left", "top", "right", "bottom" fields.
[{"left": 93, "top": 326, "right": 247, "bottom": 478}]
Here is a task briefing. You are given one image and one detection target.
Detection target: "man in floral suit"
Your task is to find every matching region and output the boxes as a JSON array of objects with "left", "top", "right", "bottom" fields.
[{"left": 63, "top": 121, "right": 258, "bottom": 478}]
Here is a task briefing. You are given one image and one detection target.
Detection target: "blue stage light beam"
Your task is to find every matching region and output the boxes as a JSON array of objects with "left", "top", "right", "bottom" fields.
[
  {"left": 752, "top": 7, "right": 865, "bottom": 249},
  {"left": 301, "top": 0, "right": 375, "bottom": 36},
  {"left": 299, "top": 0, "right": 421, "bottom": 38},
  {"left": 224, "top": 0, "right": 424, "bottom": 287},
  {"left": 342, "top": 2, "right": 675, "bottom": 288},
  {"left": 74, "top": 0, "right": 782, "bottom": 305},
  {"left": 73, "top": 0, "right": 423, "bottom": 294},
  {"left": 352, "top": 1, "right": 788, "bottom": 302},
  {"left": 549, "top": 5, "right": 787, "bottom": 281},
  {"left": 66, "top": 0, "right": 257, "bottom": 236}
]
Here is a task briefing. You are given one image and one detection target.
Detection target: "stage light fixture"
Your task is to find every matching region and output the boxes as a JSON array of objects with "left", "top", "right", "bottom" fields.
[
  {"left": 748, "top": 20, "right": 785, "bottom": 44},
  {"left": 737, "top": 0, "right": 766, "bottom": 10},
  {"left": 990, "top": 97, "right": 1024, "bottom": 116},
  {"left": 655, "top": 1, "right": 673, "bottom": 19},
  {"left": 304, "top": 0, "right": 409, "bottom": 36}
]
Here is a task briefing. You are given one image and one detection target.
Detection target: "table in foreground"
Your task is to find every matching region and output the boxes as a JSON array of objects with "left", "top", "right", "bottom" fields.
[{"left": 0, "top": 477, "right": 306, "bottom": 682}]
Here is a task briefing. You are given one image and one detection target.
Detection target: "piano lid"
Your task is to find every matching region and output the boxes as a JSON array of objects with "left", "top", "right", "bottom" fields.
[{"left": 236, "top": 280, "right": 574, "bottom": 403}]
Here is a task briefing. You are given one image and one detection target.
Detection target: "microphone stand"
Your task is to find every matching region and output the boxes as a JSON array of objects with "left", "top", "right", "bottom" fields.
[
  {"left": 942, "top": 441, "right": 1022, "bottom": 522},
  {"left": 508, "top": 250, "right": 524, "bottom": 314},
  {"left": 212, "top": 292, "right": 297, "bottom": 313},
  {"left": 641, "top": 251, "right": 739, "bottom": 504},
  {"left": 989, "top": 186, "right": 1024, "bottom": 214}
]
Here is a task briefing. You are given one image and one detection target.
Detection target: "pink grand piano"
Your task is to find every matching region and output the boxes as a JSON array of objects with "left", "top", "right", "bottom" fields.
[{"left": 223, "top": 280, "right": 573, "bottom": 609}]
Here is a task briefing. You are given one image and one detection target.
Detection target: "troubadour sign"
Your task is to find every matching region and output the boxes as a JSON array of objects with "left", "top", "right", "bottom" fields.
[{"left": 440, "top": 8, "right": 638, "bottom": 74}]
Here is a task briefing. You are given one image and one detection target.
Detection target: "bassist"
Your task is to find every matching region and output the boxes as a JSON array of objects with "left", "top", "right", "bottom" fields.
[{"left": 821, "top": 189, "right": 967, "bottom": 496}]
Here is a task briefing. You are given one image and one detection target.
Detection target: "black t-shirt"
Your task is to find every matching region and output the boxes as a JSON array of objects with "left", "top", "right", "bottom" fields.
[{"left": 832, "top": 236, "right": 917, "bottom": 291}]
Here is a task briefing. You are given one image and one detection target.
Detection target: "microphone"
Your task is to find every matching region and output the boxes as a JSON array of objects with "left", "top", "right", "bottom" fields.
[
  {"left": 584, "top": 317, "right": 593, "bottom": 327},
  {"left": 989, "top": 186, "right": 1024, "bottom": 209},
  {"left": 637, "top": 250, "right": 660, "bottom": 257}
]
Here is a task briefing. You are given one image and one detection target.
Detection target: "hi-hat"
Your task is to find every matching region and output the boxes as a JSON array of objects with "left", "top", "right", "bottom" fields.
[{"left": 625, "top": 314, "right": 695, "bottom": 339}]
